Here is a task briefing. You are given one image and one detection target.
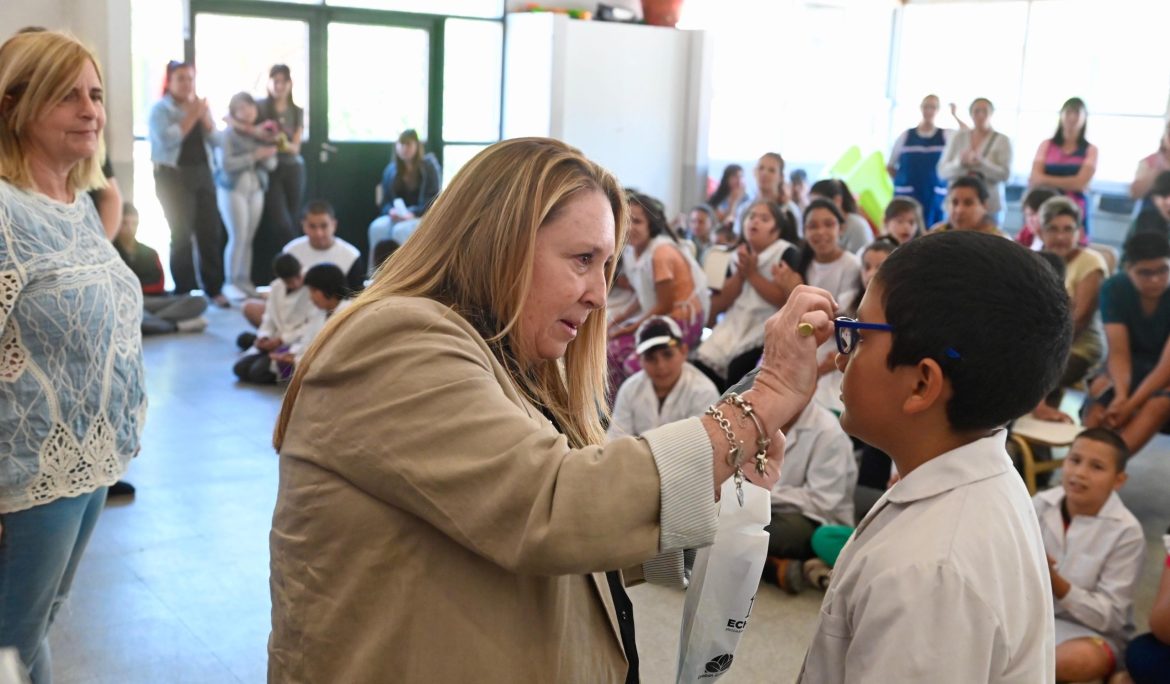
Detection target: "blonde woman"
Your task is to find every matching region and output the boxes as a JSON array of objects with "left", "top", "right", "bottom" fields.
[
  {"left": 0, "top": 31, "right": 146, "bottom": 683},
  {"left": 268, "top": 137, "right": 837, "bottom": 682}
]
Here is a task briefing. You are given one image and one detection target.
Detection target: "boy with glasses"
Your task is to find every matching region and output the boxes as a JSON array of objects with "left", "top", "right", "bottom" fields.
[
  {"left": 1083, "top": 232, "right": 1170, "bottom": 455},
  {"left": 798, "top": 230, "right": 1072, "bottom": 682}
]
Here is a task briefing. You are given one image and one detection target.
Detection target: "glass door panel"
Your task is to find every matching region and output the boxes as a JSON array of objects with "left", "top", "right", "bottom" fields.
[{"left": 326, "top": 23, "right": 429, "bottom": 141}]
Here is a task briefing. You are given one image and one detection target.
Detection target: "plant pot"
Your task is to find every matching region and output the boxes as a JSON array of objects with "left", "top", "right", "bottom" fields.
[{"left": 642, "top": 0, "right": 685, "bottom": 27}]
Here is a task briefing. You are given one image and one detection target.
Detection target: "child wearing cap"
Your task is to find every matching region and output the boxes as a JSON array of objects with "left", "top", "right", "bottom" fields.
[
  {"left": 1033, "top": 428, "right": 1145, "bottom": 683},
  {"left": 799, "top": 231, "right": 1073, "bottom": 682},
  {"left": 607, "top": 316, "right": 719, "bottom": 439}
]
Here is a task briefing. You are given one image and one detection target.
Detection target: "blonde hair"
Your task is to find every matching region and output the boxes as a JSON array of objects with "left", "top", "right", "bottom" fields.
[
  {"left": 274, "top": 138, "right": 628, "bottom": 450},
  {"left": 0, "top": 30, "right": 107, "bottom": 193}
]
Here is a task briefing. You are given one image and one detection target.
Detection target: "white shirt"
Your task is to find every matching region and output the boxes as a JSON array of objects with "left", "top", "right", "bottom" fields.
[
  {"left": 256, "top": 278, "right": 316, "bottom": 342},
  {"left": 695, "top": 238, "right": 795, "bottom": 378},
  {"left": 283, "top": 235, "right": 361, "bottom": 275},
  {"left": 770, "top": 401, "right": 856, "bottom": 526},
  {"left": 288, "top": 298, "right": 352, "bottom": 362},
  {"left": 1033, "top": 487, "right": 1146, "bottom": 647},
  {"left": 809, "top": 252, "right": 861, "bottom": 414},
  {"left": 607, "top": 363, "right": 719, "bottom": 440},
  {"left": 799, "top": 431, "right": 1055, "bottom": 683}
]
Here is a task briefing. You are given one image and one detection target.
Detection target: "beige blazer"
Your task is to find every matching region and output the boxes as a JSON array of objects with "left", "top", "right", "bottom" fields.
[{"left": 269, "top": 296, "right": 697, "bottom": 683}]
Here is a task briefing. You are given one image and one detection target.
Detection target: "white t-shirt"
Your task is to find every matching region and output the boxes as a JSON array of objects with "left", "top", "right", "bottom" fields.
[
  {"left": 283, "top": 235, "right": 361, "bottom": 275},
  {"left": 808, "top": 252, "right": 861, "bottom": 414}
]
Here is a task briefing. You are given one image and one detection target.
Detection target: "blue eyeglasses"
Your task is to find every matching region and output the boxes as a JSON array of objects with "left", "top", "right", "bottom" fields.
[
  {"left": 833, "top": 317, "right": 893, "bottom": 355},
  {"left": 833, "top": 316, "right": 962, "bottom": 360}
]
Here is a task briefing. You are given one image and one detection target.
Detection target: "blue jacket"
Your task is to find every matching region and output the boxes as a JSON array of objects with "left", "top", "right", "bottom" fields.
[
  {"left": 148, "top": 94, "right": 221, "bottom": 168},
  {"left": 379, "top": 153, "right": 441, "bottom": 216}
]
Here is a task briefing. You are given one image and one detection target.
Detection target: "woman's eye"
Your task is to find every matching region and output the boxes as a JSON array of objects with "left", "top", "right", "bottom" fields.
[{"left": 577, "top": 255, "right": 593, "bottom": 266}]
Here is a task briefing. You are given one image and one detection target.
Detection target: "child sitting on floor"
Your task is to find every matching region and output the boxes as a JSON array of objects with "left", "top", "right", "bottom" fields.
[
  {"left": 1033, "top": 428, "right": 1145, "bottom": 684},
  {"left": 799, "top": 230, "right": 1072, "bottom": 682},
  {"left": 762, "top": 399, "right": 856, "bottom": 595},
  {"left": 607, "top": 316, "right": 718, "bottom": 439},
  {"left": 234, "top": 253, "right": 315, "bottom": 384},
  {"left": 272, "top": 263, "right": 353, "bottom": 372},
  {"left": 114, "top": 202, "right": 207, "bottom": 335}
]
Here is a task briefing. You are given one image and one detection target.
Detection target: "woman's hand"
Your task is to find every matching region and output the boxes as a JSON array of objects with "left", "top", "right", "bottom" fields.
[{"left": 746, "top": 285, "right": 837, "bottom": 432}]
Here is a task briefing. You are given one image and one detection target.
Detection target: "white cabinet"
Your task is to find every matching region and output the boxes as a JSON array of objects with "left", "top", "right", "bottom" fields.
[{"left": 503, "top": 12, "right": 711, "bottom": 215}]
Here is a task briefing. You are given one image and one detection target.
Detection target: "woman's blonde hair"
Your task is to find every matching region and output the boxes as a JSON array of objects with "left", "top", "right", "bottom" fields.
[
  {"left": 0, "top": 30, "right": 107, "bottom": 193},
  {"left": 274, "top": 137, "right": 628, "bottom": 450}
]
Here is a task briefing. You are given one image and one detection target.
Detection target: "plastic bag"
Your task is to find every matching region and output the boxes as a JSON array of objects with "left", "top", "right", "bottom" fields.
[{"left": 675, "top": 478, "right": 771, "bottom": 682}]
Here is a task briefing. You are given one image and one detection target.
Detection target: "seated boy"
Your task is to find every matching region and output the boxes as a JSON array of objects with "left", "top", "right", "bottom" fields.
[
  {"left": 242, "top": 200, "right": 364, "bottom": 327},
  {"left": 1033, "top": 427, "right": 1145, "bottom": 683},
  {"left": 1083, "top": 233, "right": 1170, "bottom": 455},
  {"left": 762, "top": 399, "right": 856, "bottom": 594},
  {"left": 799, "top": 230, "right": 1073, "bottom": 682},
  {"left": 234, "top": 253, "right": 315, "bottom": 384},
  {"left": 114, "top": 202, "right": 207, "bottom": 335},
  {"left": 607, "top": 316, "right": 718, "bottom": 439},
  {"left": 269, "top": 263, "right": 353, "bottom": 374}
]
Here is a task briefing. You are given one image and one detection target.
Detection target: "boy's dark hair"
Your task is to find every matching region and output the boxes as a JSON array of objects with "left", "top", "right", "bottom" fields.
[
  {"left": 1074, "top": 427, "right": 1130, "bottom": 473},
  {"left": 121, "top": 201, "right": 138, "bottom": 217},
  {"left": 948, "top": 176, "right": 990, "bottom": 204},
  {"left": 1151, "top": 170, "right": 1170, "bottom": 199},
  {"left": 747, "top": 200, "right": 799, "bottom": 244},
  {"left": 372, "top": 239, "right": 400, "bottom": 270},
  {"left": 303, "top": 263, "right": 348, "bottom": 300},
  {"left": 809, "top": 178, "right": 859, "bottom": 214},
  {"left": 1123, "top": 232, "right": 1170, "bottom": 264},
  {"left": 1023, "top": 187, "right": 1059, "bottom": 213},
  {"left": 884, "top": 197, "right": 925, "bottom": 239},
  {"left": 302, "top": 199, "right": 336, "bottom": 220},
  {"left": 862, "top": 235, "right": 899, "bottom": 258},
  {"left": 876, "top": 231, "right": 1072, "bottom": 432},
  {"left": 273, "top": 253, "right": 302, "bottom": 280},
  {"left": 790, "top": 168, "right": 808, "bottom": 185}
]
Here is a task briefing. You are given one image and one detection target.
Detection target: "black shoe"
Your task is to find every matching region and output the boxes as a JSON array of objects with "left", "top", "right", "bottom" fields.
[
  {"left": 108, "top": 480, "right": 136, "bottom": 498},
  {"left": 237, "top": 332, "right": 257, "bottom": 351}
]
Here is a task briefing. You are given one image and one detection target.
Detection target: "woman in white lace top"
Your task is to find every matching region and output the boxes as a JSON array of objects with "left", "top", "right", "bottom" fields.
[{"left": 0, "top": 30, "right": 146, "bottom": 683}]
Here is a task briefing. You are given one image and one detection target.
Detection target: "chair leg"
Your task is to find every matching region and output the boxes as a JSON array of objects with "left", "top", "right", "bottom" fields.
[{"left": 1010, "top": 435, "right": 1038, "bottom": 495}]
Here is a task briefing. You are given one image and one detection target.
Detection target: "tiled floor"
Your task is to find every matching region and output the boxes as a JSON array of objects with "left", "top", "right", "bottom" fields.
[{"left": 48, "top": 306, "right": 1170, "bottom": 683}]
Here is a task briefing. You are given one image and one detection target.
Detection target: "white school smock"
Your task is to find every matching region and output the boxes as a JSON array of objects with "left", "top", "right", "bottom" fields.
[
  {"left": 1033, "top": 487, "right": 1146, "bottom": 651},
  {"left": 256, "top": 277, "right": 316, "bottom": 342},
  {"left": 808, "top": 252, "right": 862, "bottom": 415},
  {"left": 694, "top": 238, "right": 795, "bottom": 378},
  {"left": 798, "top": 431, "right": 1055, "bottom": 683},
  {"left": 769, "top": 401, "right": 856, "bottom": 526},
  {"left": 607, "top": 363, "right": 720, "bottom": 440},
  {"left": 620, "top": 236, "right": 708, "bottom": 323}
]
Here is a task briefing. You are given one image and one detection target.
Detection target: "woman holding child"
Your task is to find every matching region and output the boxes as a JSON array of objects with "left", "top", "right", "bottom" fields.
[{"left": 268, "top": 137, "right": 838, "bottom": 682}]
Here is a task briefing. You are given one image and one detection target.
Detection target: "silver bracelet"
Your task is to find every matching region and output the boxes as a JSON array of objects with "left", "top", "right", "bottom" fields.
[
  {"left": 725, "top": 392, "right": 770, "bottom": 477},
  {"left": 704, "top": 404, "right": 747, "bottom": 506}
]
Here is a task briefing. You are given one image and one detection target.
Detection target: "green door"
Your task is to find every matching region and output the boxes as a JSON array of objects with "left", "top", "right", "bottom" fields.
[{"left": 188, "top": 1, "right": 468, "bottom": 278}]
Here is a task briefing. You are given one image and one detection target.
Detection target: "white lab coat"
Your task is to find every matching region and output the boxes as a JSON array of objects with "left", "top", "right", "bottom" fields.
[
  {"left": 799, "top": 431, "right": 1055, "bottom": 683},
  {"left": 695, "top": 238, "right": 795, "bottom": 379},
  {"left": 607, "top": 363, "right": 719, "bottom": 440},
  {"left": 770, "top": 401, "right": 856, "bottom": 526},
  {"left": 287, "top": 298, "right": 352, "bottom": 363},
  {"left": 256, "top": 277, "right": 316, "bottom": 343},
  {"left": 1033, "top": 486, "right": 1146, "bottom": 650}
]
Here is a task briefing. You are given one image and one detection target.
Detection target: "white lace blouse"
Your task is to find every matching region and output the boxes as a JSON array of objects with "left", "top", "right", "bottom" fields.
[{"left": 0, "top": 181, "right": 146, "bottom": 513}]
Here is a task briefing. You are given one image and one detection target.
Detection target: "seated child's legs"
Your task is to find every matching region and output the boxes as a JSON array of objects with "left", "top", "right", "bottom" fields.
[
  {"left": 1125, "top": 633, "right": 1170, "bottom": 684},
  {"left": 142, "top": 310, "right": 177, "bottom": 336},
  {"left": 242, "top": 299, "right": 266, "bottom": 329},
  {"left": 1047, "top": 353, "right": 1094, "bottom": 407},
  {"left": 146, "top": 294, "right": 208, "bottom": 323},
  {"left": 765, "top": 511, "right": 818, "bottom": 560},
  {"left": 1055, "top": 636, "right": 1116, "bottom": 682},
  {"left": 233, "top": 353, "right": 277, "bottom": 384}
]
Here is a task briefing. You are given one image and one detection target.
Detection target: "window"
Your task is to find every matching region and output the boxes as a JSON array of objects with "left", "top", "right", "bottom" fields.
[
  {"left": 325, "top": 0, "right": 503, "bottom": 18},
  {"left": 442, "top": 19, "right": 502, "bottom": 142},
  {"left": 326, "top": 23, "right": 430, "bottom": 141}
]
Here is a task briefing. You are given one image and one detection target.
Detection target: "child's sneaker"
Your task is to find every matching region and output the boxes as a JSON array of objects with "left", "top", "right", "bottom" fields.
[
  {"left": 175, "top": 316, "right": 208, "bottom": 333},
  {"left": 803, "top": 558, "right": 832, "bottom": 590},
  {"left": 764, "top": 556, "right": 806, "bottom": 595}
]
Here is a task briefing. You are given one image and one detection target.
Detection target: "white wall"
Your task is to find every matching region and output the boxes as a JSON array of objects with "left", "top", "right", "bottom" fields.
[{"left": 0, "top": 0, "right": 134, "bottom": 187}]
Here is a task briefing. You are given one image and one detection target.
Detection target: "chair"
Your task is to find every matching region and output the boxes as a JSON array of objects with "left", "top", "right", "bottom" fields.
[
  {"left": 1009, "top": 414, "right": 1081, "bottom": 495},
  {"left": 703, "top": 247, "right": 734, "bottom": 291}
]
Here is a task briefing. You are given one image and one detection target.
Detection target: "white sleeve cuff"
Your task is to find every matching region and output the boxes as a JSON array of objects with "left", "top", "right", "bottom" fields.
[{"left": 641, "top": 417, "right": 717, "bottom": 553}]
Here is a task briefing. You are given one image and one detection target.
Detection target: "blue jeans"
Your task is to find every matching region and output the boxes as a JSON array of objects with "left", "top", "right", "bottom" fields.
[{"left": 0, "top": 488, "right": 108, "bottom": 684}]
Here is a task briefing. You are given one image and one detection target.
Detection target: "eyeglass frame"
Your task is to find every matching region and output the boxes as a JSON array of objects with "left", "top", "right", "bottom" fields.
[{"left": 833, "top": 316, "right": 962, "bottom": 360}]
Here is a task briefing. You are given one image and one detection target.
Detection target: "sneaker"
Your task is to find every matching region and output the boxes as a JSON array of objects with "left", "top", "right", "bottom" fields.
[
  {"left": 210, "top": 293, "right": 231, "bottom": 309},
  {"left": 802, "top": 558, "right": 832, "bottom": 590},
  {"left": 764, "top": 556, "right": 806, "bottom": 595},
  {"left": 175, "top": 316, "right": 208, "bottom": 333},
  {"left": 237, "top": 332, "right": 257, "bottom": 351},
  {"left": 108, "top": 480, "right": 136, "bottom": 498}
]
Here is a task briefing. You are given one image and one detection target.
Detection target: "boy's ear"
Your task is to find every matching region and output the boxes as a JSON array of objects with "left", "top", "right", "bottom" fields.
[
  {"left": 901, "top": 358, "right": 947, "bottom": 417},
  {"left": 1113, "top": 471, "right": 1128, "bottom": 491}
]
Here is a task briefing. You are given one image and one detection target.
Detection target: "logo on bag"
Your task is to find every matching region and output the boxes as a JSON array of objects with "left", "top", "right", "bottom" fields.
[
  {"left": 725, "top": 595, "right": 757, "bottom": 632},
  {"left": 703, "top": 653, "right": 734, "bottom": 675}
]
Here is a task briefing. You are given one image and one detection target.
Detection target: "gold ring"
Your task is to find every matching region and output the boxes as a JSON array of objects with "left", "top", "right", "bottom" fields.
[{"left": 797, "top": 322, "right": 814, "bottom": 337}]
